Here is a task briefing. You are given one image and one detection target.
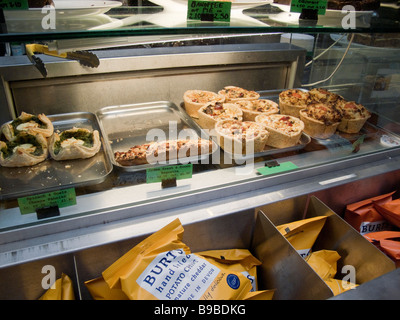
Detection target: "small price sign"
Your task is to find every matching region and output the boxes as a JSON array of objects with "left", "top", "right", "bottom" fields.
[
  {"left": 290, "top": 0, "right": 327, "bottom": 15},
  {"left": 146, "top": 163, "right": 193, "bottom": 184},
  {"left": 0, "top": 0, "right": 28, "bottom": 10},
  {"left": 187, "top": 0, "right": 231, "bottom": 22},
  {"left": 17, "top": 188, "right": 77, "bottom": 215},
  {"left": 257, "top": 161, "right": 298, "bottom": 176}
]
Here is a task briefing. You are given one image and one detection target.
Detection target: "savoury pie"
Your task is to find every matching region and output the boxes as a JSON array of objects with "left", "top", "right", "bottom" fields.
[
  {"left": 299, "top": 103, "right": 342, "bottom": 139},
  {"left": 240, "top": 99, "right": 279, "bottom": 121},
  {"left": 1, "top": 111, "right": 54, "bottom": 141},
  {"left": 308, "top": 88, "right": 344, "bottom": 106},
  {"left": 0, "top": 131, "right": 48, "bottom": 167},
  {"left": 49, "top": 127, "right": 101, "bottom": 161},
  {"left": 218, "top": 86, "right": 260, "bottom": 102},
  {"left": 255, "top": 114, "right": 304, "bottom": 148},
  {"left": 197, "top": 101, "right": 243, "bottom": 130},
  {"left": 114, "top": 139, "right": 213, "bottom": 166},
  {"left": 279, "top": 89, "right": 310, "bottom": 118},
  {"left": 183, "top": 90, "right": 225, "bottom": 118},
  {"left": 336, "top": 100, "right": 371, "bottom": 133},
  {"left": 214, "top": 119, "right": 269, "bottom": 155}
]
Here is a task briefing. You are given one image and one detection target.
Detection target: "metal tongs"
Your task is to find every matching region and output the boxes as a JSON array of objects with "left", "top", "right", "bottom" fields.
[{"left": 25, "top": 44, "right": 100, "bottom": 78}]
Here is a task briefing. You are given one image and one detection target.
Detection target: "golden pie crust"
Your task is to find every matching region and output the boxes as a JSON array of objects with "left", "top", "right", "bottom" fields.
[
  {"left": 49, "top": 127, "right": 101, "bottom": 161},
  {"left": 183, "top": 90, "right": 225, "bottom": 118},
  {"left": 0, "top": 132, "right": 49, "bottom": 167},
  {"left": 1, "top": 111, "right": 53, "bottom": 141},
  {"left": 218, "top": 86, "right": 260, "bottom": 103},
  {"left": 214, "top": 119, "right": 269, "bottom": 155},
  {"left": 255, "top": 114, "right": 304, "bottom": 148},
  {"left": 197, "top": 102, "right": 243, "bottom": 130}
]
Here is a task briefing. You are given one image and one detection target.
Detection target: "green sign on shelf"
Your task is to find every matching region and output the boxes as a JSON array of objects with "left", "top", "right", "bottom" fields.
[
  {"left": 0, "top": 0, "right": 28, "bottom": 10},
  {"left": 257, "top": 161, "right": 298, "bottom": 176},
  {"left": 290, "top": 0, "right": 327, "bottom": 15},
  {"left": 187, "top": 0, "right": 231, "bottom": 22},
  {"left": 17, "top": 188, "right": 77, "bottom": 215},
  {"left": 146, "top": 163, "right": 193, "bottom": 183}
]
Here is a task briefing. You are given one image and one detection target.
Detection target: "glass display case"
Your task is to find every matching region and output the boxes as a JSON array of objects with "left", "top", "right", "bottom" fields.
[{"left": 0, "top": 0, "right": 400, "bottom": 300}]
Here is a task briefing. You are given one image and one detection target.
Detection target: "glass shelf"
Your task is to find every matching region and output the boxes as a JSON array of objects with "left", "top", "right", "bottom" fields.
[{"left": 1, "top": 0, "right": 399, "bottom": 42}]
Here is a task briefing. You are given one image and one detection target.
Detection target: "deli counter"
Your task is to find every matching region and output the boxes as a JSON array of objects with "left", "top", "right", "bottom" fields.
[{"left": 0, "top": 0, "right": 400, "bottom": 300}]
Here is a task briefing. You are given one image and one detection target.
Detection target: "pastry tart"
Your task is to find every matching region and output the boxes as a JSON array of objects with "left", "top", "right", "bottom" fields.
[
  {"left": 1, "top": 111, "right": 53, "bottom": 141},
  {"left": 146, "top": 138, "right": 213, "bottom": 164},
  {"left": 218, "top": 86, "right": 260, "bottom": 102},
  {"left": 240, "top": 99, "right": 279, "bottom": 121},
  {"left": 336, "top": 100, "right": 371, "bottom": 133},
  {"left": 114, "top": 139, "right": 213, "bottom": 166},
  {"left": 279, "top": 89, "right": 310, "bottom": 118},
  {"left": 0, "top": 131, "right": 48, "bottom": 167},
  {"left": 183, "top": 90, "right": 225, "bottom": 118},
  {"left": 49, "top": 127, "right": 101, "bottom": 161},
  {"left": 308, "top": 88, "right": 344, "bottom": 106},
  {"left": 299, "top": 103, "right": 342, "bottom": 139},
  {"left": 197, "top": 101, "right": 243, "bottom": 130},
  {"left": 215, "top": 119, "right": 269, "bottom": 155},
  {"left": 255, "top": 114, "right": 304, "bottom": 148}
]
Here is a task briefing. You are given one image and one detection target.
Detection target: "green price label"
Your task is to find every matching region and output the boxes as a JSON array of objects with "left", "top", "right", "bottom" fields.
[
  {"left": 257, "top": 161, "right": 298, "bottom": 176},
  {"left": 17, "top": 188, "right": 77, "bottom": 214},
  {"left": 146, "top": 164, "right": 193, "bottom": 183},
  {"left": 0, "top": 0, "right": 28, "bottom": 10},
  {"left": 187, "top": 0, "right": 231, "bottom": 22},
  {"left": 290, "top": 0, "right": 327, "bottom": 15}
]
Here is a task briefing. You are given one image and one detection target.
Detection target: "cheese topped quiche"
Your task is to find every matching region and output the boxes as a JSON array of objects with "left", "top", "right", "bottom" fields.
[
  {"left": 336, "top": 100, "right": 371, "bottom": 133},
  {"left": 218, "top": 86, "right": 260, "bottom": 102},
  {"left": 299, "top": 103, "right": 342, "bottom": 139},
  {"left": 308, "top": 88, "right": 344, "bottom": 106},
  {"left": 183, "top": 90, "right": 225, "bottom": 118},
  {"left": 279, "top": 89, "right": 310, "bottom": 118},
  {"left": 240, "top": 99, "right": 279, "bottom": 121},
  {"left": 197, "top": 101, "right": 243, "bottom": 129},
  {"left": 215, "top": 119, "right": 269, "bottom": 154},
  {"left": 255, "top": 114, "right": 304, "bottom": 148}
]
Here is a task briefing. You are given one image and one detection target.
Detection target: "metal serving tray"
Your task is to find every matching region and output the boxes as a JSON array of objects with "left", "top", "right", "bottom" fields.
[
  {"left": 96, "top": 101, "right": 217, "bottom": 172},
  {"left": 0, "top": 112, "right": 112, "bottom": 201}
]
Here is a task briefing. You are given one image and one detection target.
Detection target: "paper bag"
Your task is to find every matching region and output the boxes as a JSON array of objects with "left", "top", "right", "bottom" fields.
[
  {"left": 374, "top": 198, "right": 400, "bottom": 229},
  {"left": 344, "top": 191, "right": 395, "bottom": 234},
  {"left": 39, "top": 273, "right": 75, "bottom": 300}
]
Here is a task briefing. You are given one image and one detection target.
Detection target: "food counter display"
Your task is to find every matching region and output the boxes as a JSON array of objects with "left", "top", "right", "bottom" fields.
[{"left": 0, "top": 0, "right": 400, "bottom": 300}]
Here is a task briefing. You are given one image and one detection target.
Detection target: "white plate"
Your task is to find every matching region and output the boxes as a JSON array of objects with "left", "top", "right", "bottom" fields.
[{"left": 4, "top": 0, "right": 122, "bottom": 20}]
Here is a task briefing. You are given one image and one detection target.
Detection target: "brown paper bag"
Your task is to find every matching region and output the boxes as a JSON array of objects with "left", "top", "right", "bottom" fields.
[
  {"left": 374, "top": 198, "right": 400, "bottom": 229},
  {"left": 364, "top": 231, "right": 400, "bottom": 267},
  {"left": 344, "top": 191, "right": 395, "bottom": 234}
]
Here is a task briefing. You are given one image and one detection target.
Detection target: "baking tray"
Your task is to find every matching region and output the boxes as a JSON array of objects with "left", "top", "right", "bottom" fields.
[
  {"left": 0, "top": 112, "right": 112, "bottom": 201},
  {"left": 96, "top": 101, "right": 218, "bottom": 172}
]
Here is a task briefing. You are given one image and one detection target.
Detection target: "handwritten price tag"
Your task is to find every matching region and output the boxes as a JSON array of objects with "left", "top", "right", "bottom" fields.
[
  {"left": 146, "top": 163, "right": 193, "bottom": 184},
  {"left": 17, "top": 188, "right": 77, "bottom": 214},
  {"left": 290, "top": 0, "right": 327, "bottom": 15},
  {"left": 187, "top": 0, "right": 231, "bottom": 22},
  {"left": 0, "top": 0, "right": 28, "bottom": 10}
]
